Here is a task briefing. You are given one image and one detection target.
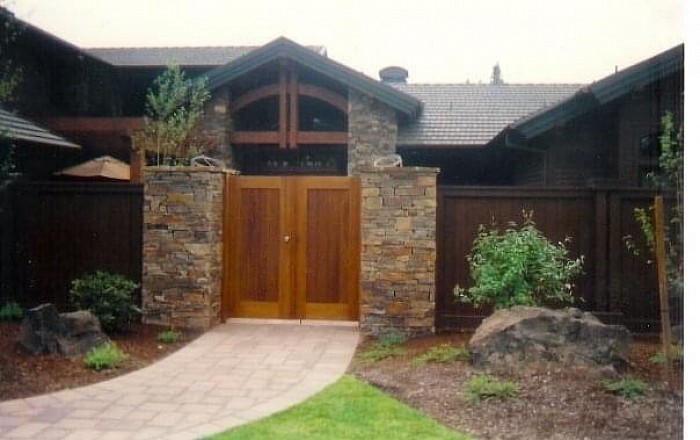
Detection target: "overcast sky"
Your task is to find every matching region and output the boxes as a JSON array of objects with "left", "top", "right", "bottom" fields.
[{"left": 7, "top": 0, "right": 685, "bottom": 84}]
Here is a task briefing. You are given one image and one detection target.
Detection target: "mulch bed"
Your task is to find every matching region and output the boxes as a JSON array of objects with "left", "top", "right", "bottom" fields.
[
  {"left": 0, "top": 321, "right": 203, "bottom": 401},
  {"left": 350, "top": 333, "right": 683, "bottom": 440},
  {"left": 0, "top": 321, "right": 683, "bottom": 439}
]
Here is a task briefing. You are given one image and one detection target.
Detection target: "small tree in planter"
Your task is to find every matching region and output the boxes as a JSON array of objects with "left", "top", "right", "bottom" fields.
[
  {"left": 454, "top": 211, "right": 585, "bottom": 309},
  {"left": 132, "top": 63, "right": 212, "bottom": 166}
]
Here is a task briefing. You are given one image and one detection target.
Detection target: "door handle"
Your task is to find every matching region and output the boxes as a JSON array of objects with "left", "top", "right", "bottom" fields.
[{"left": 283, "top": 235, "right": 291, "bottom": 243}]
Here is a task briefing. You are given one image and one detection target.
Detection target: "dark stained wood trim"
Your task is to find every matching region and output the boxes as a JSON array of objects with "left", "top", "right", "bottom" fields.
[
  {"left": 298, "top": 84, "right": 348, "bottom": 114},
  {"left": 230, "top": 84, "right": 279, "bottom": 113},
  {"left": 231, "top": 131, "right": 347, "bottom": 145},
  {"left": 231, "top": 131, "right": 280, "bottom": 144},
  {"left": 279, "top": 64, "right": 288, "bottom": 149},
  {"left": 42, "top": 117, "right": 144, "bottom": 134},
  {"left": 296, "top": 131, "right": 348, "bottom": 144},
  {"left": 289, "top": 67, "right": 299, "bottom": 148}
]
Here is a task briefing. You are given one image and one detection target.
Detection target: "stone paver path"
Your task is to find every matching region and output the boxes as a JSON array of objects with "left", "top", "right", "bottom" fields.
[{"left": 0, "top": 321, "right": 359, "bottom": 440}]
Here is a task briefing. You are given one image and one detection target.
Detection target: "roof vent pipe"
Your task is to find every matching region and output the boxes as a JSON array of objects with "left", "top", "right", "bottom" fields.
[{"left": 379, "top": 66, "right": 408, "bottom": 84}]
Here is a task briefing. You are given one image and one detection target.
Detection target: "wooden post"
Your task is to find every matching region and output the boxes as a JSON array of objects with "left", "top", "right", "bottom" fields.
[{"left": 653, "top": 196, "right": 673, "bottom": 381}]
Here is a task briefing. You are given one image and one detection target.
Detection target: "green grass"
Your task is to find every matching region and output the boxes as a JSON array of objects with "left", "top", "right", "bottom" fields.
[
  {"left": 649, "top": 344, "right": 683, "bottom": 364},
  {"left": 209, "top": 376, "right": 471, "bottom": 440},
  {"left": 412, "top": 344, "right": 469, "bottom": 366},
  {"left": 466, "top": 374, "right": 519, "bottom": 404},
  {"left": 358, "top": 344, "right": 405, "bottom": 363},
  {"left": 0, "top": 301, "right": 23, "bottom": 321}
]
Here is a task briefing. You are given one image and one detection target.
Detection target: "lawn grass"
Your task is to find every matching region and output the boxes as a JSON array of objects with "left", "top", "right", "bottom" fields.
[{"left": 208, "top": 375, "right": 471, "bottom": 440}]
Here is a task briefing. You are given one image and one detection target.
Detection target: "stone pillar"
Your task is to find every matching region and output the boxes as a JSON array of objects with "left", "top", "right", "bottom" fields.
[
  {"left": 142, "top": 167, "right": 236, "bottom": 329},
  {"left": 200, "top": 86, "right": 234, "bottom": 167},
  {"left": 358, "top": 166, "right": 439, "bottom": 336},
  {"left": 348, "top": 89, "right": 398, "bottom": 175}
]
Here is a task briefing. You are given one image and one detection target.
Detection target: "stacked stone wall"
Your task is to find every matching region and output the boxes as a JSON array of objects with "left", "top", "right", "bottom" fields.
[
  {"left": 142, "top": 167, "right": 235, "bottom": 329},
  {"left": 348, "top": 89, "right": 398, "bottom": 174},
  {"left": 358, "top": 166, "right": 439, "bottom": 336}
]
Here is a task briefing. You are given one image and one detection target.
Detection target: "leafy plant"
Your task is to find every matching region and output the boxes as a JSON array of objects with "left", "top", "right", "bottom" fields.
[
  {"left": 84, "top": 342, "right": 127, "bottom": 370},
  {"left": 70, "top": 271, "right": 141, "bottom": 333},
  {"left": 157, "top": 330, "right": 181, "bottom": 344},
  {"left": 132, "top": 63, "right": 212, "bottom": 166},
  {"left": 649, "top": 344, "right": 683, "bottom": 364},
  {"left": 412, "top": 344, "right": 469, "bottom": 366},
  {"left": 359, "top": 331, "right": 407, "bottom": 363},
  {"left": 602, "top": 376, "right": 648, "bottom": 399},
  {"left": 0, "top": 301, "right": 23, "bottom": 321},
  {"left": 454, "top": 211, "right": 584, "bottom": 309},
  {"left": 466, "top": 374, "right": 519, "bottom": 403}
]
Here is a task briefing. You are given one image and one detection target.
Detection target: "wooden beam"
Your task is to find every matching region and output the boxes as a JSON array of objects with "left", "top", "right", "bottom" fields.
[
  {"left": 231, "top": 131, "right": 280, "bottom": 144},
  {"left": 296, "top": 132, "right": 348, "bottom": 144},
  {"left": 279, "top": 63, "right": 288, "bottom": 149},
  {"left": 41, "top": 117, "right": 144, "bottom": 134},
  {"left": 289, "top": 67, "right": 299, "bottom": 149},
  {"left": 298, "top": 84, "right": 348, "bottom": 114},
  {"left": 230, "top": 84, "right": 279, "bottom": 113}
]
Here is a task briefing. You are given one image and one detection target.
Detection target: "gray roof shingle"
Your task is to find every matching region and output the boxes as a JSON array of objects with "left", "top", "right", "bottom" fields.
[
  {"left": 394, "top": 83, "right": 581, "bottom": 146},
  {"left": 86, "top": 45, "right": 327, "bottom": 67},
  {"left": 0, "top": 106, "right": 80, "bottom": 149}
]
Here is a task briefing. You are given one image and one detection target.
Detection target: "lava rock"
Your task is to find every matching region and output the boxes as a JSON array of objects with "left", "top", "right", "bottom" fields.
[
  {"left": 469, "top": 306, "right": 631, "bottom": 373},
  {"left": 19, "top": 303, "right": 110, "bottom": 356}
]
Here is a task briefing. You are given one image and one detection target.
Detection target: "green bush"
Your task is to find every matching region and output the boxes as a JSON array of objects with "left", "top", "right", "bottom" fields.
[
  {"left": 649, "top": 344, "right": 683, "bottom": 364},
  {"left": 412, "top": 345, "right": 469, "bottom": 365},
  {"left": 454, "top": 211, "right": 584, "bottom": 309},
  {"left": 0, "top": 301, "right": 23, "bottom": 321},
  {"left": 466, "top": 374, "right": 519, "bottom": 403},
  {"left": 602, "top": 376, "right": 648, "bottom": 399},
  {"left": 84, "top": 343, "right": 127, "bottom": 370},
  {"left": 157, "top": 330, "right": 181, "bottom": 344},
  {"left": 70, "top": 271, "right": 140, "bottom": 333}
]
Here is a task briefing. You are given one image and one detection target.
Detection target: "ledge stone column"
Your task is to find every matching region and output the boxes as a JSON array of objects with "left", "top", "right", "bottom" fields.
[
  {"left": 348, "top": 89, "right": 398, "bottom": 174},
  {"left": 358, "top": 166, "right": 439, "bottom": 336},
  {"left": 142, "top": 167, "right": 235, "bottom": 329}
]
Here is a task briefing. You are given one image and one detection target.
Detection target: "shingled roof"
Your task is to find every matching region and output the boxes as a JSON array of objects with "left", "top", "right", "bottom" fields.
[
  {"left": 0, "top": 106, "right": 80, "bottom": 149},
  {"left": 86, "top": 45, "right": 327, "bottom": 67},
  {"left": 393, "top": 83, "right": 581, "bottom": 147}
]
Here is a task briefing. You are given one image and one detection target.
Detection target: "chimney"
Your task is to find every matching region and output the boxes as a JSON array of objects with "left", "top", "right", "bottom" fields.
[{"left": 379, "top": 66, "right": 408, "bottom": 84}]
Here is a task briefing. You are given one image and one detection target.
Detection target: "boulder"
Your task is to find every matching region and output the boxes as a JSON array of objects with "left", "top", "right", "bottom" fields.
[
  {"left": 469, "top": 306, "right": 631, "bottom": 373},
  {"left": 19, "top": 303, "right": 110, "bottom": 356}
]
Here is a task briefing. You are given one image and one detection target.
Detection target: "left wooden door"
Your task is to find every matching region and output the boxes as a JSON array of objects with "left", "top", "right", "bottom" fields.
[{"left": 224, "top": 176, "right": 294, "bottom": 318}]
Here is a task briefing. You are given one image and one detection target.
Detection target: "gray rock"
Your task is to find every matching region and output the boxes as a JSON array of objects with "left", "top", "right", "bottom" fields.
[
  {"left": 19, "top": 304, "right": 110, "bottom": 356},
  {"left": 469, "top": 306, "right": 631, "bottom": 373}
]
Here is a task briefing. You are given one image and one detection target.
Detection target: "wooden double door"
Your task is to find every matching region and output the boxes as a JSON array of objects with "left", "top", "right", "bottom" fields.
[{"left": 223, "top": 176, "right": 360, "bottom": 321}]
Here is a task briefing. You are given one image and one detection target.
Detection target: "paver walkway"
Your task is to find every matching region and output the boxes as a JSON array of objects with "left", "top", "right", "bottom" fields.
[{"left": 0, "top": 321, "right": 359, "bottom": 440}]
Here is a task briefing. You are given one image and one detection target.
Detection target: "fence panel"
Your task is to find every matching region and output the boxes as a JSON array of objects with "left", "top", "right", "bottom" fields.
[
  {"left": 437, "top": 186, "right": 665, "bottom": 332},
  {"left": 9, "top": 182, "right": 143, "bottom": 311}
]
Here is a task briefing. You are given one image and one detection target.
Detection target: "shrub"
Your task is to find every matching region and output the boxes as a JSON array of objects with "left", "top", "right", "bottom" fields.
[
  {"left": 602, "top": 376, "right": 648, "bottom": 399},
  {"left": 84, "top": 343, "right": 127, "bottom": 370},
  {"left": 412, "top": 344, "right": 469, "bottom": 365},
  {"left": 70, "top": 271, "right": 140, "bottom": 333},
  {"left": 454, "top": 211, "right": 584, "bottom": 309},
  {"left": 157, "top": 330, "right": 181, "bottom": 344},
  {"left": 0, "top": 301, "right": 23, "bottom": 321},
  {"left": 466, "top": 374, "right": 519, "bottom": 403}
]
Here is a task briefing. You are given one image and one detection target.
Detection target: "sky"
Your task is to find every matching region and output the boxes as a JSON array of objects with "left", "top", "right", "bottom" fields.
[{"left": 6, "top": 0, "right": 685, "bottom": 85}]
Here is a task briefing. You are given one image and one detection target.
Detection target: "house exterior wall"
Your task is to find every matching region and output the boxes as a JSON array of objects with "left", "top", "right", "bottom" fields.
[
  {"left": 516, "top": 72, "right": 682, "bottom": 188},
  {"left": 358, "top": 166, "right": 438, "bottom": 336},
  {"left": 142, "top": 167, "right": 233, "bottom": 329}
]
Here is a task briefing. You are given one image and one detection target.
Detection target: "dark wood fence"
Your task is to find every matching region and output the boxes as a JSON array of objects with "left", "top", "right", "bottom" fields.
[
  {"left": 437, "top": 186, "right": 680, "bottom": 332},
  {"left": 1, "top": 181, "right": 143, "bottom": 311}
]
